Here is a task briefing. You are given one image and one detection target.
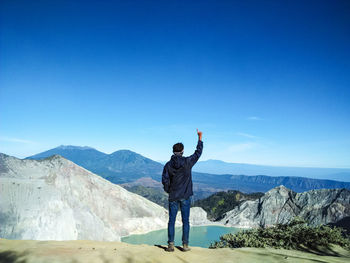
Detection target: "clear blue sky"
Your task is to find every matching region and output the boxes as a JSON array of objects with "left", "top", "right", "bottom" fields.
[{"left": 0, "top": 0, "right": 349, "bottom": 168}]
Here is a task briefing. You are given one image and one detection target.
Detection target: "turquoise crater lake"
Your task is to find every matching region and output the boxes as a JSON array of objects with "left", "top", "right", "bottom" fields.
[{"left": 121, "top": 225, "right": 241, "bottom": 248}]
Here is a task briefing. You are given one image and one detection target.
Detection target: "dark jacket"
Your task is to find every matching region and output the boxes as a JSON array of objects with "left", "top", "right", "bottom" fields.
[{"left": 162, "top": 140, "right": 203, "bottom": 202}]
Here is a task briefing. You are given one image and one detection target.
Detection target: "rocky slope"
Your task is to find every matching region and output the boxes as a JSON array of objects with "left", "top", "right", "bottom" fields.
[
  {"left": 186, "top": 207, "right": 211, "bottom": 225},
  {"left": 220, "top": 185, "right": 350, "bottom": 228},
  {"left": 0, "top": 153, "right": 209, "bottom": 241}
]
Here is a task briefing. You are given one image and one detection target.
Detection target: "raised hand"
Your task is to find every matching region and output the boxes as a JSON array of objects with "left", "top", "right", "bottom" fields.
[{"left": 197, "top": 128, "right": 203, "bottom": 141}]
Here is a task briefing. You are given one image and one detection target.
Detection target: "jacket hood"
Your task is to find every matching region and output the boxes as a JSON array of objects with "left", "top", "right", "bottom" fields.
[{"left": 170, "top": 155, "right": 185, "bottom": 169}]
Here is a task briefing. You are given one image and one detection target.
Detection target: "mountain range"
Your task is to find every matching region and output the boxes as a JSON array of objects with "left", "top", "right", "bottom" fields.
[
  {"left": 25, "top": 145, "right": 350, "bottom": 196},
  {"left": 26, "top": 145, "right": 163, "bottom": 184},
  {"left": 194, "top": 159, "right": 350, "bottom": 182}
]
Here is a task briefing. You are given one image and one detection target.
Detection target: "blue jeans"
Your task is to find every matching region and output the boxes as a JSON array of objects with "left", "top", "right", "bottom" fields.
[{"left": 168, "top": 197, "right": 191, "bottom": 245}]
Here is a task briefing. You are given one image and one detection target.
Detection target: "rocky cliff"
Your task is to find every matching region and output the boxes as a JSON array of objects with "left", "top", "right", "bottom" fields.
[
  {"left": 187, "top": 207, "right": 212, "bottom": 225},
  {"left": 0, "top": 153, "right": 212, "bottom": 241},
  {"left": 220, "top": 185, "right": 350, "bottom": 228}
]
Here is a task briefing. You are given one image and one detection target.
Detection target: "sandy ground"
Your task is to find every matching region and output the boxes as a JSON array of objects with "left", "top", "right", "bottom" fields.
[{"left": 1, "top": 239, "right": 350, "bottom": 263}]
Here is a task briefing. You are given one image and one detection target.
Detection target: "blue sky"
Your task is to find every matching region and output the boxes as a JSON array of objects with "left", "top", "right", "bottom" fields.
[{"left": 0, "top": 0, "right": 349, "bottom": 168}]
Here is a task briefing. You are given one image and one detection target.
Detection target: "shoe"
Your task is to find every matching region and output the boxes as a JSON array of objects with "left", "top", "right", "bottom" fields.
[
  {"left": 166, "top": 242, "right": 174, "bottom": 252},
  {"left": 183, "top": 243, "right": 191, "bottom": 252}
]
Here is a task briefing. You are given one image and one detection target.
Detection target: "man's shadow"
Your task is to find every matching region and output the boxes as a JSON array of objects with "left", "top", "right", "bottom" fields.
[{"left": 154, "top": 245, "right": 185, "bottom": 252}]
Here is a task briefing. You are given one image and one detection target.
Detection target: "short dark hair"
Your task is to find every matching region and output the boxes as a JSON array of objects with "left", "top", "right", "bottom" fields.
[{"left": 173, "top": 142, "right": 184, "bottom": 153}]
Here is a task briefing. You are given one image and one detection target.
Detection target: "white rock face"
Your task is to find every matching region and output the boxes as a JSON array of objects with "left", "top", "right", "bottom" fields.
[
  {"left": 220, "top": 185, "right": 350, "bottom": 228},
  {"left": 174, "top": 207, "right": 211, "bottom": 226},
  {"left": 0, "top": 154, "right": 171, "bottom": 241},
  {"left": 190, "top": 207, "right": 211, "bottom": 225}
]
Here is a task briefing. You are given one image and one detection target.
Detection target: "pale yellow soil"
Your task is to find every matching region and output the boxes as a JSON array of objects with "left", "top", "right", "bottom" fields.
[{"left": 0, "top": 239, "right": 349, "bottom": 263}]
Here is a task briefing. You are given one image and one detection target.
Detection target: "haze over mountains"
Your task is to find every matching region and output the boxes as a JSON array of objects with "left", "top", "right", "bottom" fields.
[
  {"left": 24, "top": 145, "right": 350, "bottom": 196},
  {"left": 194, "top": 160, "right": 350, "bottom": 182}
]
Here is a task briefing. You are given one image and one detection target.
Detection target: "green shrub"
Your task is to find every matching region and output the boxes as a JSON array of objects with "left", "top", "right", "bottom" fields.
[
  {"left": 194, "top": 190, "right": 263, "bottom": 220},
  {"left": 209, "top": 217, "right": 350, "bottom": 250}
]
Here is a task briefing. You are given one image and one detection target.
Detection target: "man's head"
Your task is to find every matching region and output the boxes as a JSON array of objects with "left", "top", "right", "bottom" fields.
[{"left": 173, "top": 142, "right": 184, "bottom": 156}]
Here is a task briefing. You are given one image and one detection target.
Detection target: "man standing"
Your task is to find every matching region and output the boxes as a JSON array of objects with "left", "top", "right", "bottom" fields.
[{"left": 162, "top": 129, "right": 203, "bottom": 252}]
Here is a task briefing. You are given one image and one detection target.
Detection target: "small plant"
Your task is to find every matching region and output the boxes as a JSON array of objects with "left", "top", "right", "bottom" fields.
[
  {"left": 209, "top": 217, "right": 350, "bottom": 251},
  {"left": 194, "top": 190, "right": 263, "bottom": 220}
]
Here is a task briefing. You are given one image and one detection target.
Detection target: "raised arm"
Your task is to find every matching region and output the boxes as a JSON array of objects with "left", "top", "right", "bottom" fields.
[{"left": 187, "top": 129, "right": 203, "bottom": 167}]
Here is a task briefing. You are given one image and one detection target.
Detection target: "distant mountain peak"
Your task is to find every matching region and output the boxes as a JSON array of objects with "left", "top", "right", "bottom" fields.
[
  {"left": 109, "top": 150, "right": 148, "bottom": 160},
  {"left": 25, "top": 146, "right": 163, "bottom": 184},
  {"left": 56, "top": 145, "right": 96, "bottom": 150},
  {"left": 205, "top": 159, "right": 228, "bottom": 164}
]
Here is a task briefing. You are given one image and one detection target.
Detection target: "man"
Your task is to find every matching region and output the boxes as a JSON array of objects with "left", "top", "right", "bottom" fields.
[{"left": 162, "top": 129, "right": 203, "bottom": 252}]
